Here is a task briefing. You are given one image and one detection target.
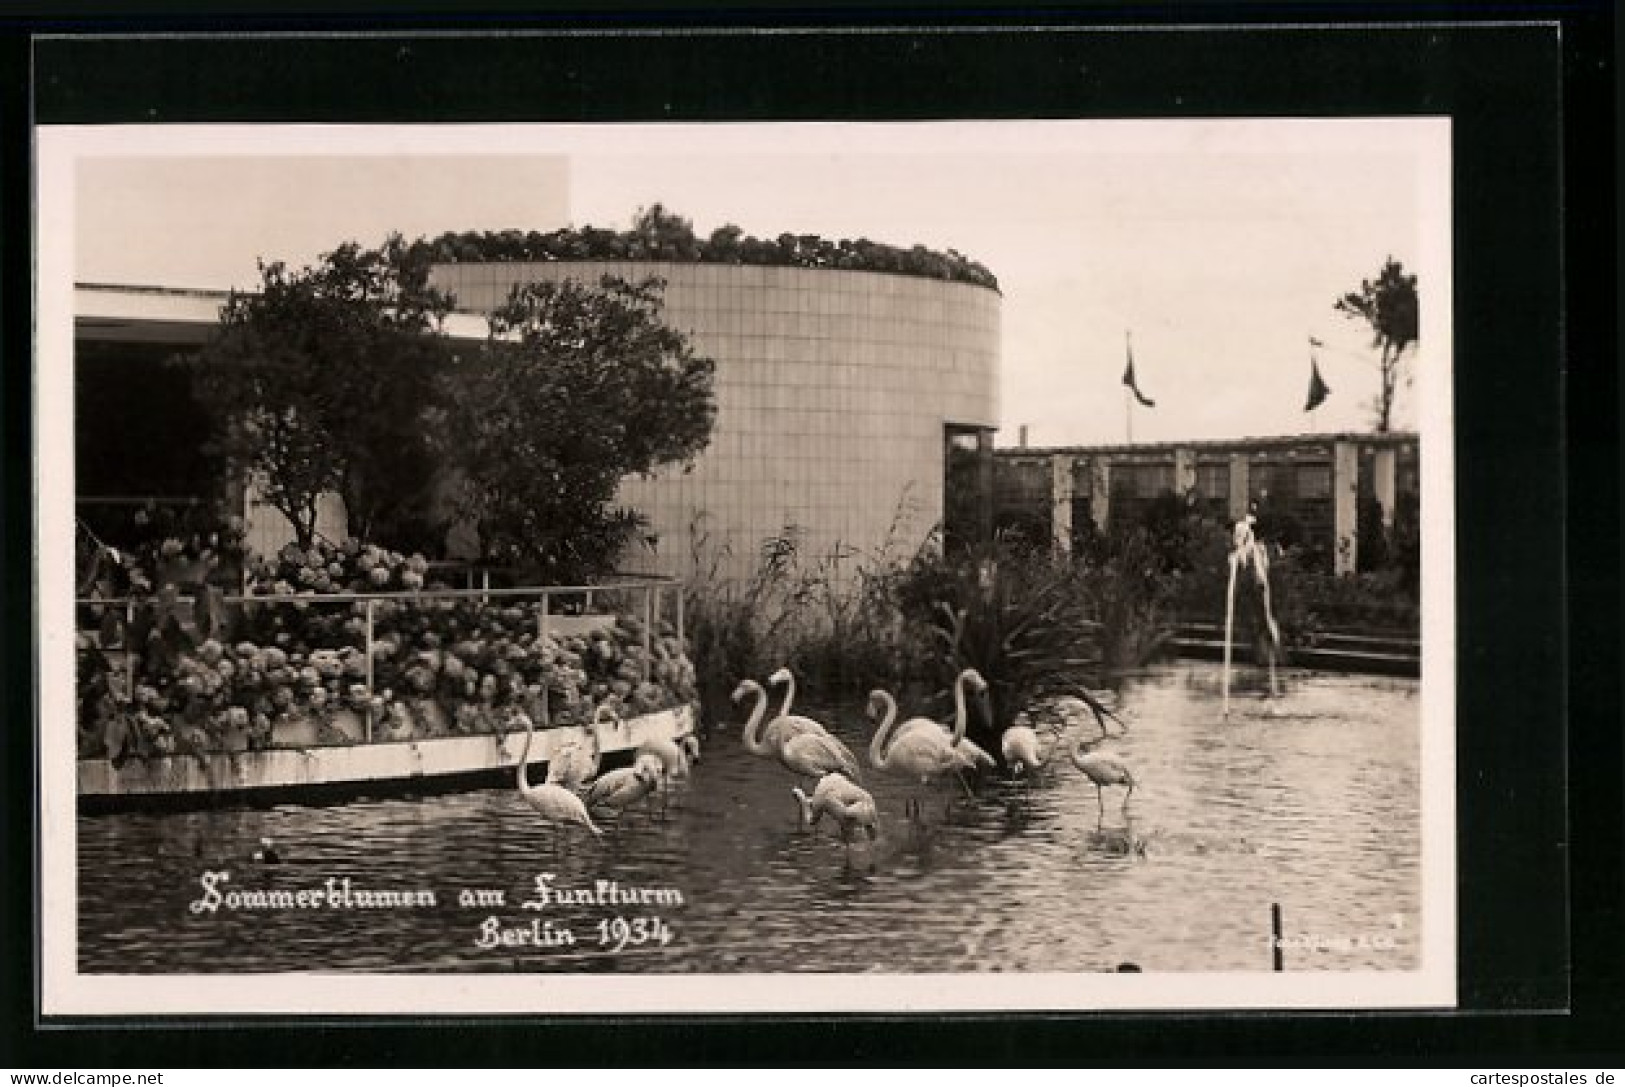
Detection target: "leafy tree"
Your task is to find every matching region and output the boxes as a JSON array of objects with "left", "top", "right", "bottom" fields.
[
  {"left": 1336, "top": 257, "right": 1419, "bottom": 432},
  {"left": 631, "top": 203, "right": 701, "bottom": 261},
  {"left": 441, "top": 275, "right": 716, "bottom": 582},
  {"left": 180, "top": 236, "right": 455, "bottom": 550}
]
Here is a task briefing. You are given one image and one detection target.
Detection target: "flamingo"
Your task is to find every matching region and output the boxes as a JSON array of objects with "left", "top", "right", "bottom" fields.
[
  {"left": 731, "top": 679, "right": 822, "bottom": 766},
  {"left": 777, "top": 725, "right": 864, "bottom": 784},
  {"left": 867, "top": 669, "right": 987, "bottom": 822},
  {"left": 583, "top": 761, "right": 661, "bottom": 822},
  {"left": 636, "top": 729, "right": 699, "bottom": 780},
  {"left": 732, "top": 678, "right": 863, "bottom": 783},
  {"left": 513, "top": 709, "right": 602, "bottom": 844},
  {"left": 792, "top": 772, "right": 881, "bottom": 852},
  {"left": 1001, "top": 717, "right": 1067, "bottom": 777},
  {"left": 764, "top": 666, "right": 841, "bottom": 749},
  {"left": 1070, "top": 735, "right": 1137, "bottom": 826},
  {"left": 542, "top": 704, "right": 610, "bottom": 791},
  {"left": 633, "top": 730, "right": 700, "bottom": 817},
  {"left": 891, "top": 667, "right": 995, "bottom": 780}
]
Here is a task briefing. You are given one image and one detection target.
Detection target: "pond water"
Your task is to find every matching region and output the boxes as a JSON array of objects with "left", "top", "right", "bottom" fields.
[{"left": 78, "top": 660, "right": 1422, "bottom": 974}]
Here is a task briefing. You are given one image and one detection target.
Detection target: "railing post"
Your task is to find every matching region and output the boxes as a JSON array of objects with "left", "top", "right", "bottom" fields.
[
  {"left": 538, "top": 591, "right": 551, "bottom": 727},
  {"left": 642, "top": 584, "right": 653, "bottom": 683},
  {"left": 364, "top": 599, "right": 376, "bottom": 744},
  {"left": 675, "top": 582, "right": 685, "bottom": 650},
  {"left": 124, "top": 601, "right": 136, "bottom": 701}
]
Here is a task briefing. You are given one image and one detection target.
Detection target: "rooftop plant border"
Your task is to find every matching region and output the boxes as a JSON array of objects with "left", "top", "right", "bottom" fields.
[{"left": 411, "top": 220, "right": 1000, "bottom": 293}]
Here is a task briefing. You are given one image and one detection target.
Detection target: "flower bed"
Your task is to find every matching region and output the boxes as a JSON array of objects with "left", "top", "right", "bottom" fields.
[{"left": 76, "top": 535, "right": 697, "bottom": 764}]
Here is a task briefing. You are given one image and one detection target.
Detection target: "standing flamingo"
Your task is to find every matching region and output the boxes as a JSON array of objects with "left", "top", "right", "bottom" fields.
[
  {"left": 732, "top": 678, "right": 862, "bottom": 783},
  {"left": 764, "top": 667, "right": 844, "bottom": 747},
  {"left": 867, "top": 668, "right": 987, "bottom": 822},
  {"left": 891, "top": 667, "right": 995, "bottom": 780},
  {"left": 791, "top": 772, "right": 881, "bottom": 853},
  {"left": 1070, "top": 735, "right": 1137, "bottom": 826},
  {"left": 512, "top": 709, "right": 601, "bottom": 845}
]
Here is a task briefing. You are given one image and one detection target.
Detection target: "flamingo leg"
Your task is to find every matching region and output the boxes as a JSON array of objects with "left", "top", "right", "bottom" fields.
[
  {"left": 1121, "top": 783, "right": 1135, "bottom": 814},
  {"left": 955, "top": 769, "right": 975, "bottom": 799},
  {"left": 1095, "top": 784, "right": 1105, "bottom": 826}
]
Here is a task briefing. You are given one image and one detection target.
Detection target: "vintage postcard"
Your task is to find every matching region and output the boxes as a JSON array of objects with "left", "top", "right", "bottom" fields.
[{"left": 37, "top": 115, "right": 1455, "bottom": 1015}]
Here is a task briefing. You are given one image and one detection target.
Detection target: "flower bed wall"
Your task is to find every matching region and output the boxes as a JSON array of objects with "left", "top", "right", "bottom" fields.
[{"left": 76, "top": 537, "right": 696, "bottom": 764}]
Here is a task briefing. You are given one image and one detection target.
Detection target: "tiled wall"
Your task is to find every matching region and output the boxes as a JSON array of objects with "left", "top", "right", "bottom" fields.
[{"left": 431, "top": 262, "right": 1002, "bottom": 584}]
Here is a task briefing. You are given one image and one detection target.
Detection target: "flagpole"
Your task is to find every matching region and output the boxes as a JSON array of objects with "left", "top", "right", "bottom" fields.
[
  {"left": 1308, "top": 331, "right": 1316, "bottom": 434},
  {"left": 1125, "top": 330, "right": 1133, "bottom": 444}
]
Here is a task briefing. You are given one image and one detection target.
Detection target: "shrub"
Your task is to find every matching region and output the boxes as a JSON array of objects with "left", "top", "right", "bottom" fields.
[
  {"left": 680, "top": 495, "right": 930, "bottom": 721},
  {"left": 898, "top": 536, "right": 1111, "bottom": 749},
  {"left": 413, "top": 211, "right": 1001, "bottom": 291}
]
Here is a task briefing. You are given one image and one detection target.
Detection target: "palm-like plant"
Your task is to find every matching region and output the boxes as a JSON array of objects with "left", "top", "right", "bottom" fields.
[{"left": 902, "top": 539, "right": 1116, "bottom": 752}]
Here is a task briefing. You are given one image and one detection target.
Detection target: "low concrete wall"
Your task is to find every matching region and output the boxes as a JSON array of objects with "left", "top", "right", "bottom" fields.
[{"left": 79, "top": 704, "right": 695, "bottom": 802}]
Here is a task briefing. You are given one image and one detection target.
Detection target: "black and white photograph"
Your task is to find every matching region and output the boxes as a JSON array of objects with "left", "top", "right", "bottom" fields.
[{"left": 37, "top": 113, "right": 1454, "bottom": 1015}]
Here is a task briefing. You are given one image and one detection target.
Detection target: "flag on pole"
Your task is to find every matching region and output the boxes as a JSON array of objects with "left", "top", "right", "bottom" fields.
[
  {"left": 1122, "top": 338, "right": 1155, "bottom": 408},
  {"left": 1304, "top": 341, "right": 1331, "bottom": 412}
]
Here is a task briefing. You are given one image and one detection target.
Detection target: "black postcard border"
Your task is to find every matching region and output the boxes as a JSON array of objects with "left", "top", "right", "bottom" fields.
[{"left": 4, "top": 8, "right": 1617, "bottom": 1066}]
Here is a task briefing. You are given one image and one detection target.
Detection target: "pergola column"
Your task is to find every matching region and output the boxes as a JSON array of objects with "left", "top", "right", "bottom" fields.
[
  {"left": 1333, "top": 440, "right": 1360, "bottom": 575},
  {"left": 1050, "top": 453, "right": 1075, "bottom": 553}
]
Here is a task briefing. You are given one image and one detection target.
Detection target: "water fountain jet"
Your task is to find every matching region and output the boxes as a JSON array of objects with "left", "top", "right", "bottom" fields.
[{"left": 1222, "top": 509, "right": 1282, "bottom": 719}]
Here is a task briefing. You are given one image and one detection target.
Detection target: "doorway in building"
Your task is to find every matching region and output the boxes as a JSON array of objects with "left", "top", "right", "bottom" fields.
[
  {"left": 943, "top": 423, "right": 994, "bottom": 554},
  {"left": 75, "top": 338, "right": 217, "bottom": 547}
]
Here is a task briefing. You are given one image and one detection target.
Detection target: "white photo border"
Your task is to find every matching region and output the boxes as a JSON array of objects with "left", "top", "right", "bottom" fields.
[{"left": 36, "top": 118, "right": 1456, "bottom": 1016}]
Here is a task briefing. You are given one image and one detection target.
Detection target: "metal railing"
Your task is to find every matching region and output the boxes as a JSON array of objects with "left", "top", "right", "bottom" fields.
[{"left": 76, "top": 574, "right": 685, "bottom": 745}]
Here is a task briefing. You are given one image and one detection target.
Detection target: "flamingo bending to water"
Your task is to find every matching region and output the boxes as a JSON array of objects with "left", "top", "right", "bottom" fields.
[
  {"left": 634, "top": 730, "right": 701, "bottom": 817},
  {"left": 1001, "top": 715, "right": 1068, "bottom": 777},
  {"left": 791, "top": 772, "right": 881, "bottom": 851},
  {"left": 513, "top": 710, "right": 602, "bottom": 843},
  {"left": 541, "top": 704, "right": 611, "bottom": 790},
  {"left": 584, "top": 761, "right": 661, "bottom": 821},
  {"left": 637, "top": 730, "right": 700, "bottom": 780}
]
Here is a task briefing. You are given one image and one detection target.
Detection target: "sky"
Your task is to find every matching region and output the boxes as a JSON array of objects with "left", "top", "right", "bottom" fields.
[{"left": 71, "top": 120, "right": 1445, "bottom": 447}]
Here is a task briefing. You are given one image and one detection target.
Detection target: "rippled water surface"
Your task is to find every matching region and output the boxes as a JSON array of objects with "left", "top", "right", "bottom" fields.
[{"left": 79, "top": 662, "right": 1422, "bottom": 974}]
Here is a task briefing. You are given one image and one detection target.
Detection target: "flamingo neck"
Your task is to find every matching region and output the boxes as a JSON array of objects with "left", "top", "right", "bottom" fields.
[
  {"left": 741, "top": 685, "right": 770, "bottom": 756},
  {"left": 868, "top": 693, "right": 898, "bottom": 769},
  {"left": 791, "top": 786, "right": 814, "bottom": 828},
  {"left": 774, "top": 674, "right": 797, "bottom": 720},
  {"left": 950, "top": 672, "right": 970, "bottom": 746},
  {"left": 516, "top": 713, "right": 537, "bottom": 795}
]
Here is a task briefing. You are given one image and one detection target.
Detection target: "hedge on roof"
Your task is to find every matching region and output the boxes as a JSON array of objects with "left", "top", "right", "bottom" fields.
[{"left": 407, "top": 204, "right": 999, "bottom": 292}]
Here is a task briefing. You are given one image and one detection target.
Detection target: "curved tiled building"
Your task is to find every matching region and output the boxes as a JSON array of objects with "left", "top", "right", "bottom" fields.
[{"left": 430, "top": 261, "right": 1001, "bottom": 582}]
